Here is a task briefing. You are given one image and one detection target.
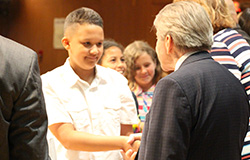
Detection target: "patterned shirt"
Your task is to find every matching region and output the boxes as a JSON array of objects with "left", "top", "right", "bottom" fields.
[
  {"left": 134, "top": 84, "right": 155, "bottom": 122},
  {"left": 211, "top": 28, "right": 250, "bottom": 99}
]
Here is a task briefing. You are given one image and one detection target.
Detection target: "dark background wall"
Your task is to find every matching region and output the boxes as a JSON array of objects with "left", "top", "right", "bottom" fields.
[{"left": 0, "top": 0, "right": 249, "bottom": 74}]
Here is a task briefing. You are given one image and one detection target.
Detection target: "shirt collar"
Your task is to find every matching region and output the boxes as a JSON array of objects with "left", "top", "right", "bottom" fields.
[
  {"left": 62, "top": 58, "right": 105, "bottom": 88},
  {"left": 134, "top": 84, "right": 156, "bottom": 96},
  {"left": 175, "top": 51, "right": 197, "bottom": 71},
  {"left": 62, "top": 58, "right": 79, "bottom": 87}
]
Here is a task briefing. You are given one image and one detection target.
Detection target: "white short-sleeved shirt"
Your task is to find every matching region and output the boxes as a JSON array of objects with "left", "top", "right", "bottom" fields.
[{"left": 41, "top": 59, "right": 138, "bottom": 160}]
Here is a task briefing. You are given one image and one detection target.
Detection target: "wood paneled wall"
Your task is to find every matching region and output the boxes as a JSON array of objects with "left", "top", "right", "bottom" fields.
[
  {"left": 1, "top": 0, "right": 249, "bottom": 74},
  {"left": 1, "top": 0, "right": 171, "bottom": 74}
]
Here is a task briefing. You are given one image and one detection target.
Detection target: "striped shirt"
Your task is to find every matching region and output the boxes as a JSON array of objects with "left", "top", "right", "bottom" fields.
[
  {"left": 211, "top": 28, "right": 250, "bottom": 100},
  {"left": 211, "top": 28, "right": 250, "bottom": 160}
]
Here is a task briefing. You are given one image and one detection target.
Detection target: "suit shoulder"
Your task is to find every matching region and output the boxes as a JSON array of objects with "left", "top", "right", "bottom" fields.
[{"left": 0, "top": 36, "right": 37, "bottom": 67}]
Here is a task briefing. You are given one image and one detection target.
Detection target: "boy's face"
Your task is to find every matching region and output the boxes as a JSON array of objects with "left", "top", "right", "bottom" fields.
[{"left": 62, "top": 23, "right": 104, "bottom": 72}]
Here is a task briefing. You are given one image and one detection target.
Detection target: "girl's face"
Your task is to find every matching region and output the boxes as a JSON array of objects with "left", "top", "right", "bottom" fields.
[
  {"left": 100, "top": 46, "right": 127, "bottom": 75},
  {"left": 134, "top": 52, "right": 156, "bottom": 91}
]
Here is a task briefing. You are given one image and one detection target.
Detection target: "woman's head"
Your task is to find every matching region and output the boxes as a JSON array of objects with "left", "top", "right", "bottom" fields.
[
  {"left": 173, "top": 0, "right": 236, "bottom": 33},
  {"left": 98, "top": 39, "right": 126, "bottom": 75},
  {"left": 207, "top": 0, "right": 236, "bottom": 33},
  {"left": 124, "top": 40, "right": 162, "bottom": 91}
]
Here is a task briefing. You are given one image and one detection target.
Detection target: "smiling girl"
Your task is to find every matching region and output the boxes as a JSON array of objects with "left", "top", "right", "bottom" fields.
[
  {"left": 98, "top": 39, "right": 126, "bottom": 75},
  {"left": 124, "top": 40, "right": 163, "bottom": 131}
]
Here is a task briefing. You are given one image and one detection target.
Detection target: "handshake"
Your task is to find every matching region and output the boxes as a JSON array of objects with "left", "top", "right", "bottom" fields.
[{"left": 121, "top": 133, "right": 142, "bottom": 160}]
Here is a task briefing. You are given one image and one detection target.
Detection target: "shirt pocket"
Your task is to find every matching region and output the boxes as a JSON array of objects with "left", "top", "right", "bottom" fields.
[
  {"left": 98, "top": 102, "right": 121, "bottom": 135},
  {"left": 67, "top": 106, "right": 91, "bottom": 132}
]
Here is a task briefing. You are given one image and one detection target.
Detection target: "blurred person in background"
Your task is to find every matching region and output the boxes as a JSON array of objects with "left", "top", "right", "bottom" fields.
[
  {"left": 124, "top": 40, "right": 163, "bottom": 133},
  {"left": 225, "top": 0, "right": 250, "bottom": 44},
  {"left": 239, "top": 8, "right": 250, "bottom": 37},
  {"left": 98, "top": 39, "right": 140, "bottom": 132}
]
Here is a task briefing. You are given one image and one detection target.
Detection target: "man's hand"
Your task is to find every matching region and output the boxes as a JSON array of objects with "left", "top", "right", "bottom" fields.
[
  {"left": 121, "top": 133, "right": 142, "bottom": 160},
  {"left": 127, "top": 133, "right": 142, "bottom": 144},
  {"left": 121, "top": 149, "right": 138, "bottom": 160}
]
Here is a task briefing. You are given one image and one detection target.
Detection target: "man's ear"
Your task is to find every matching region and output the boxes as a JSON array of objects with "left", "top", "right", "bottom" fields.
[
  {"left": 61, "top": 36, "right": 70, "bottom": 50},
  {"left": 164, "top": 35, "right": 173, "bottom": 55}
]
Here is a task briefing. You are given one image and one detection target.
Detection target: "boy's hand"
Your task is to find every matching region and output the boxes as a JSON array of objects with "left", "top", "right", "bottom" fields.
[{"left": 127, "top": 133, "right": 142, "bottom": 144}]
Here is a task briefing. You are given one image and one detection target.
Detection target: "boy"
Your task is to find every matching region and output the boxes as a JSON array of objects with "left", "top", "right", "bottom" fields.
[{"left": 42, "top": 7, "right": 138, "bottom": 160}]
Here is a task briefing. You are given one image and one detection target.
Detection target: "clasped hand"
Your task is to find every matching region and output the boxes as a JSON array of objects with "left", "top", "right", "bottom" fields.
[{"left": 121, "top": 133, "right": 142, "bottom": 160}]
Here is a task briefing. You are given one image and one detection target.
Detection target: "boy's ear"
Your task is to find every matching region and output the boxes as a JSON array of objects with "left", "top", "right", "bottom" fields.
[{"left": 61, "top": 36, "right": 70, "bottom": 50}]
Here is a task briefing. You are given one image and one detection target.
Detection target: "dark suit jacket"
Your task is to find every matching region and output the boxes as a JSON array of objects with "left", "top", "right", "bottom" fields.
[
  {"left": 0, "top": 36, "right": 50, "bottom": 160},
  {"left": 138, "top": 51, "right": 250, "bottom": 160}
]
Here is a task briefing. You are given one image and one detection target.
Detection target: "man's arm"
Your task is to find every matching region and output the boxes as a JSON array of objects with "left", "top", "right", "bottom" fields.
[
  {"left": 138, "top": 78, "right": 192, "bottom": 160},
  {"left": 9, "top": 53, "right": 50, "bottom": 160}
]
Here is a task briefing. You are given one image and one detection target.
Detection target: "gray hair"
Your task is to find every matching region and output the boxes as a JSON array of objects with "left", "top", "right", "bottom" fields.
[
  {"left": 154, "top": 1, "right": 213, "bottom": 52},
  {"left": 64, "top": 7, "right": 103, "bottom": 33}
]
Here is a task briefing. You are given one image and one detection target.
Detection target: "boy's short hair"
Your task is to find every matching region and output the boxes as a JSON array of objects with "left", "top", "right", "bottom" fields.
[{"left": 64, "top": 7, "right": 103, "bottom": 33}]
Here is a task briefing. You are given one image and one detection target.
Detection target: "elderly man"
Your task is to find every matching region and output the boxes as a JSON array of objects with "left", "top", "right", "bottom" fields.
[{"left": 136, "top": 1, "right": 250, "bottom": 160}]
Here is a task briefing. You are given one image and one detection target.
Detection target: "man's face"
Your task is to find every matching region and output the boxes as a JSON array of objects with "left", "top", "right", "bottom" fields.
[
  {"left": 155, "top": 34, "right": 175, "bottom": 73},
  {"left": 156, "top": 35, "right": 168, "bottom": 71}
]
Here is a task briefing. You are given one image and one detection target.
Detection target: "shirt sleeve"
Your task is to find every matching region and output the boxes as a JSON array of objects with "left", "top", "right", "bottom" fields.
[
  {"left": 138, "top": 77, "right": 192, "bottom": 160},
  {"left": 118, "top": 75, "right": 138, "bottom": 125},
  {"left": 41, "top": 74, "right": 73, "bottom": 126},
  {"left": 212, "top": 31, "right": 250, "bottom": 101},
  {"left": 226, "top": 34, "right": 250, "bottom": 101}
]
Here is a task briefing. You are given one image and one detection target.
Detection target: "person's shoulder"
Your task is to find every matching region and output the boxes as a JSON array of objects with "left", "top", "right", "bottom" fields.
[
  {"left": 41, "top": 66, "right": 68, "bottom": 92},
  {"left": 157, "top": 72, "right": 180, "bottom": 85},
  {"left": 214, "top": 28, "right": 247, "bottom": 42},
  {"left": 212, "top": 29, "right": 235, "bottom": 47},
  {"left": 0, "top": 36, "right": 39, "bottom": 92},
  {"left": 0, "top": 36, "right": 38, "bottom": 76},
  {"left": 0, "top": 35, "right": 36, "bottom": 58},
  {"left": 96, "top": 65, "right": 127, "bottom": 81},
  {"left": 234, "top": 27, "right": 250, "bottom": 45},
  {"left": 41, "top": 65, "right": 64, "bottom": 80},
  {"left": 96, "top": 65, "right": 117, "bottom": 74},
  {"left": 155, "top": 73, "right": 184, "bottom": 93},
  {"left": 212, "top": 40, "right": 227, "bottom": 48}
]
